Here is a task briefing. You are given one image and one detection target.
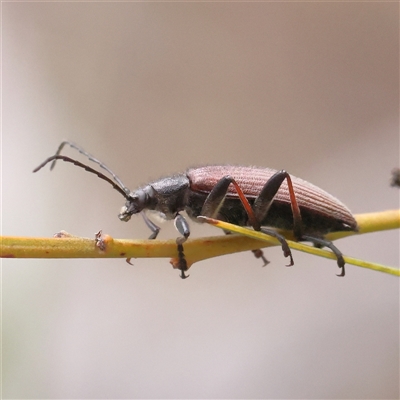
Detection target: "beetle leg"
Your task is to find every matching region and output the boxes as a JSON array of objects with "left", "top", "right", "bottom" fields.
[
  {"left": 174, "top": 213, "right": 190, "bottom": 243},
  {"left": 301, "top": 235, "right": 345, "bottom": 277},
  {"left": 122, "top": 213, "right": 160, "bottom": 265},
  {"left": 253, "top": 170, "right": 303, "bottom": 238},
  {"left": 224, "top": 230, "right": 270, "bottom": 266},
  {"left": 176, "top": 243, "right": 189, "bottom": 279},
  {"left": 251, "top": 249, "right": 270, "bottom": 266},
  {"left": 174, "top": 213, "right": 191, "bottom": 279},
  {"left": 201, "top": 175, "right": 293, "bottom": 266},
  {"left": 260, "top": 228, "right": 294, "bottom": 266},
  {"left": 141, "top": 212, "right": 160, "bottom": 240},
  {"left": 254, "top": 172, "right": 346, "bottom": 276},
  {"left": 201, "top": 176, "right": 260, "bottom": 228}
]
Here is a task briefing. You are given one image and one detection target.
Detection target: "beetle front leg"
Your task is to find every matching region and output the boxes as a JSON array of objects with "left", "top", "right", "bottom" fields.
[
  {"left": 141, "top": 212, "right": 160, "bottom": 240},
  {"left": 174, "top": 213, "right": 190, "bottom": 279}
]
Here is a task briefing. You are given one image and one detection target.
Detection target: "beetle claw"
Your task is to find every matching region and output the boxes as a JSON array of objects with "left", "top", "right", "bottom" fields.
[
  {"left": 180, "top": 270, "right": 190, "bottom": 279},
  {"left": 285, "top": 254, "right": 294, "bottom": 267},
  {"left": 281, "top": 244, "right": 294, "bottom": 267},
  {"left": 302, "top": 234, "right": 347, "bottom": 277},
  {"left": 126, "top": 258, "right": 134, "bottom": 265},
  {"left": 261, "top": 256, "right": 270, "bottom": 267},
  {"left": 336, "top": 257, "right": 345, "bottom": 277}
]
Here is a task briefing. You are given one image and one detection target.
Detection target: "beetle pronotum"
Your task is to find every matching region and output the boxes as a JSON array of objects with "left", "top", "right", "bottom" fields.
[{"left": 34, "top": 141, "right": 358, "bottom": 278}]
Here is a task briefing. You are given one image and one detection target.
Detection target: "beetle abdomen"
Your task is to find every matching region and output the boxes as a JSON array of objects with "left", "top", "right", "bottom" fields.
[{"left": 187, "top": 165, "right": 357, "bottom": 232}]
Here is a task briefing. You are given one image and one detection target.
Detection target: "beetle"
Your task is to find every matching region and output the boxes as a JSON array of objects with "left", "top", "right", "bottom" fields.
[{"left": 33, "top": 141, "right": 358, "bottom": 278}]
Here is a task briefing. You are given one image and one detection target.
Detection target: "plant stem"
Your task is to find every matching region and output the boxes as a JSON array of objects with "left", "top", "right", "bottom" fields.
[{"left": 1, "top": 209, "right": 399, "bottom": 275}]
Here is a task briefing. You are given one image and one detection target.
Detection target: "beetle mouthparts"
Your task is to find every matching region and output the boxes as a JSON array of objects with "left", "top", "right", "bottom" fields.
[{"left": 118, "top": 212, "right": 132, "bottom": 222}]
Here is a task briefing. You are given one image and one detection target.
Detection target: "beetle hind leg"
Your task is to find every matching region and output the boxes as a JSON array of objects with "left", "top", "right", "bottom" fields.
[{"left": 301, "top": 235, "right": 345, "bottom": 277}]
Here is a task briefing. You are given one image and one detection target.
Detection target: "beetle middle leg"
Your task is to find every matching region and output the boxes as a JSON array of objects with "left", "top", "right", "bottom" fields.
[{"left": 200, "top": 173, "right": 295, "bottom": 266}]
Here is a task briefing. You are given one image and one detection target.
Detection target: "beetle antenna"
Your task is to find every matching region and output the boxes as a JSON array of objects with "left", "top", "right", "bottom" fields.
[
  {"left": 50, "top": 140, "right": 130, "bottom": 195},
  {"left": 33, "top": 155, "right": 130, "bottom": 200}
]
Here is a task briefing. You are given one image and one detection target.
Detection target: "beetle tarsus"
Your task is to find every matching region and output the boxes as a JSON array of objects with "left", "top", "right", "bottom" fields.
[
  {"left": 141, "top": 212, "right": 160, "bottom": 240},
  {"left": 177, "top": 243, "right": 189, "bottom": 279},
  {"left": 180, "top": 270, "right": 190, "bottom": 279},
  {"left": 283, "top": 247, "right": 294, "bottom": 267},
  {"left": 251, "top": 249, "right": 270, "bottom": 267},
  {"left": 260, "top": 228, "right": 294, "bottom": 267},
  {"left": 285, "top": 255, "right": 294, "bottom": 267},
  {"left": 337, "top": 268, "right": 345, "bottom": 277},
  {"left": 336, "top": 256, "right": 345, "bottom": 277},
  {"left": 302, "top": 235, "right": 346, "bottom": 277}
]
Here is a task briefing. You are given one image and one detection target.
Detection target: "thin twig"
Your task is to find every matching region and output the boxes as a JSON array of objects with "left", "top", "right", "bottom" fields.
[{"left": 1, "top": 210, "right": 399, "bottom": 276}]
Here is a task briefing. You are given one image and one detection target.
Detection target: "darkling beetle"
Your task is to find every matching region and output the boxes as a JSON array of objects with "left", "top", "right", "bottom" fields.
[{"left": 33, "top": 141, "right": 358, "bottom": 278}]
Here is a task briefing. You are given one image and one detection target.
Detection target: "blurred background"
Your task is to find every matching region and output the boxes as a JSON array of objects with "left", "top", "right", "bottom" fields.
[{"left": 2, "top": 2, "right": 399, "bottom": 398}]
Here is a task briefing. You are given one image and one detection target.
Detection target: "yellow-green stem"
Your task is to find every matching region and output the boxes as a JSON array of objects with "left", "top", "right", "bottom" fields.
[{"left": 1, "top": 209, "right": 399, "bottom": 276}]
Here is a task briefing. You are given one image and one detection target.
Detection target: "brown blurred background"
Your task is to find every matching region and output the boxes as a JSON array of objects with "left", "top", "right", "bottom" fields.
[{"left": 2, "top": 2, "right": 399, "bottom": 398}]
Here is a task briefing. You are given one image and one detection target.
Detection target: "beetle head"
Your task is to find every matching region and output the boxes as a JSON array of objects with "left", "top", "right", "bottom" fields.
[{"left": 118, "top": 189, "right": 148, "bottom": 222}]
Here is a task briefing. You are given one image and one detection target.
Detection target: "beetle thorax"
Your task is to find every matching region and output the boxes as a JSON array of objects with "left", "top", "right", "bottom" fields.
[
  {"left": 118, "top": 174, "right": 190, "bottom": 222},
  {"left": 147, "top": 174, "right": 190, "bottom": 219}
]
